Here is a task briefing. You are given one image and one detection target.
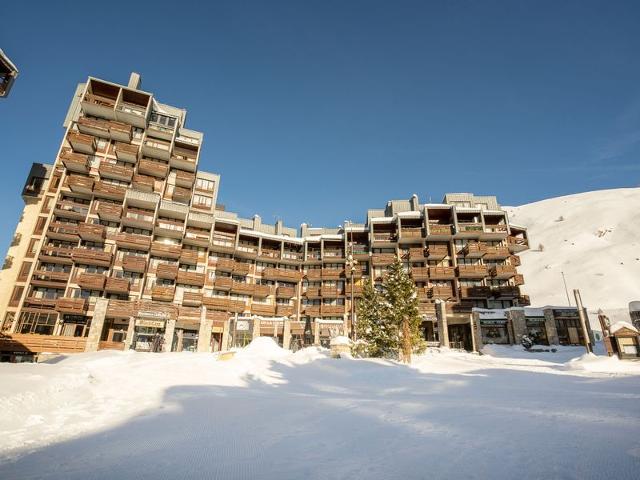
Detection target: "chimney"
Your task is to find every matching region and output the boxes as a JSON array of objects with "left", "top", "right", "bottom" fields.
[
  {"left": 253, "top": 214, "right": 262, "bottom": 230},
  {"left": 128, "top": 72, "right": 141, "bottom": 90}
]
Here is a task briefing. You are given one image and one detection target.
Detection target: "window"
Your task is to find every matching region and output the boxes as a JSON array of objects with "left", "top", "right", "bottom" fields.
[
  {"left": 17, "top": 262, "right": 32, "bottom": 282},
  {"left": 26, "top": 238, "right": 39, "bottom": 257},
  {"left": 9, "top": 286, "right": 24, "bottom": 307},
  {"left": 193, "top": 194, "right": 212, "bottom": 208},
  {"left": 34, "top": 217, "right": 47, "bottom": 235},
  {"left": 195, "top": 178, "right": 215, "bottom": 191},
  {"left": 41, "top": 196, "right": 53, "bottom": 213}
]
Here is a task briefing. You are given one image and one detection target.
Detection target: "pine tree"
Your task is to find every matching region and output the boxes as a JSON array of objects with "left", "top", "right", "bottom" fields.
[
  {"left": 381, "top": 259, "right": 425, "bottom": 363},
  {"left": 355, "top": 280, "right": 397, "bottom": 358}
]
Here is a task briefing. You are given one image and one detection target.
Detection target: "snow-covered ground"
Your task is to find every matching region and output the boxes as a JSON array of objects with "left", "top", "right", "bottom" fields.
[
  {"left": 506, "top": 188, "right": 640, "bottom": 325},
  {"left": 1, "top": 339, "right": 639, "bottom": 480}
]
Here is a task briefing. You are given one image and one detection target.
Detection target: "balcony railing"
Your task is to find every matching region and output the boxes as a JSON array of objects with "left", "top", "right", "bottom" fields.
[
  {"left": 410, "top": 267, "right": 429, "bottom": 280},
  {"left": 93, "top": 181, "right": 126, "bottom": 201},
  {"left": 428, "top": 266, "right": 456, "bottom": 279},
  {"left": 213, "top": 277, "right": 233, "bottom": 291},
  {"left": 490, "top": 265, "right": 517, "bottom": 278},
  {"left": 231, "top": 281, "right": 255, "bottom": 295},
  {"left": 484, "top": 246, "right": 510, "bottom": 259},
  {"left": 150, "top": 242, "right": 181, "bottom": 259},
  {"left": 459, "top": 286, "right": 492, "bottom": 298},
  {"left": 182, "top": 291, "right": 203, "bottom": 306},
  {"left": 78, "top": 223, "right": 106, "bottom": 241},
  {"left": 96, "top": 202, "right": 123, "bottom": 221},
  {"left": 426, "top": 244, "right": 449, "bottom": 258},
  {"left": 462, "top": 242, "right": 487, "bottom": 257},
  {"left": 371, "top": 253, "right": 397, "bottom": 265},
  {"left": 179, "top": 249, "right": 200, "bottom": 265},
  {"left": 122, "top": 254, "right": 147, "bottom": 273},
  {"left": 115, "top": 232, "right": 152, "bottom": 251},
  {"left": 322, "top": 268, "right": 344, "bottom": 279},
  {"left": 76, "top": 273, "right": 107, "bottom": 290},
  {"left": 427, "top": 224, "right": 453, "bottom": 236},
  {"left": 253, "top": 284, "right": 272, "bottom": 297},
  {"left": 59, "top": 149, "right": 89, "bottom": 173},
  {"left": 105, "top": 277, "right": 130, "bottom": 294},
  {"left": 456, "top": 265, "right": 489, "bottom": 278},
  {"left": 177, "top": 270, "right": 206, "bottom": 287},
  {"left": 54, "top": 297, "right": 88, "bottom": 314},
  {"left": 114, "top": 142, "right": 139, "bottom": 162},
  {"left": 276, "top": 286, "right": 296, "bottom": 298},
  {"left": 139, "top": 158, "right": 169, "bottom": 178},
  {"left": 156, "top": 263, "right": 178, "bottom": 280},
  {"left": 98, "top": 162, "right": 134, "bottom": 181},
  {"left": 67, "top": 175, "right": 94, "bottom": 193},
  {"left": 262, "top": 267, "right": 302, "bottom": 282},
  {"left": 151, "top": 285, "right": 175, "bottom": 302}
]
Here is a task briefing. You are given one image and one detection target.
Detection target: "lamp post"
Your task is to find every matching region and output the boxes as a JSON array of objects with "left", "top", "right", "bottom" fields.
[{"left": 345, "top": 220, "right": 358, "bottom": 341}]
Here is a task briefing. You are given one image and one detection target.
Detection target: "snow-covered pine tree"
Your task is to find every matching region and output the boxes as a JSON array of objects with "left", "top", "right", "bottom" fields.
[
  {"left": 381, "top": 259, "right": 425, "bottom": 363},
  {"left": 355, "top": 280, "right": 397, "bottom": 357}
]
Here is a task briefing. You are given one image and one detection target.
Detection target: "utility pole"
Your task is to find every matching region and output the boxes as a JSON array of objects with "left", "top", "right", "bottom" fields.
[
  {"left": 573, "top": 289, "right": 592, "bottom": 353},
  {"left": 561, "top": 271, "right": 571, "bottom": 306}
]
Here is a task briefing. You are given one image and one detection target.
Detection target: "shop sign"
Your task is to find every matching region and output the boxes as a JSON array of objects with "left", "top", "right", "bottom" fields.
[
  {"left": 480, "top": 319, "right": 507, "bottom": 326},
  {"left": 136, "top": 319, "right": 165, "bottom": 328},
  {"left": 138, "top": 310, "right": 169, "bottom": 320},
  {"left": 526, "top": 317, "right": 545, "bottom": 325},
  {"left": 553, "top": 309, "right": 578, "bottom": 318},
  {"left": 236, "top": 320, "right": 250, "bottom": 331}
]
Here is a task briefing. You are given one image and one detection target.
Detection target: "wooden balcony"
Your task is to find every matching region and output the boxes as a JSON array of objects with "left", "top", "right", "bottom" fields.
[
  {"left": 76, "top": 273, "right": 106, "bottom": 290},
  {"left": 371, "top": 253, "right": 397, "bottom": 265},
  {"left": 47, "top": 222, "right": 79, "bottom": 241},
  {"left": 122, "top": 254, "right": 146, "bottom": 273},
  {"left": 459, "top": 286, "right": 492, "bottom": 298},
  {"left": 55, "top": 297, "right": 88, "bottom": 314},
  {"left": 0, "top": 334, "right": 87, "bottom": 354},
  {"left": 99, "top": 162, "right": 134, "bottom": 182},
  {"left": 400, "top": 227, "right": 424, "bottom": 241},
  {"left": 231, "top": 281, "right": 255, "bottom": 295},
  {"left": 156, "top": 263, "right": 179, "bottom": 280},
  {"left": 179, "top": 249, "right": 200, "bottom": 265},
  {"left": 150, "top": 242, "right": 182, "bottom": 259},
  {"left": 175, "top": 170, "right": 196, "bottom": 187},
  {"left": 418, "top": 303, "right": 437, "bottom": 316},
  {"left": 303, "top": 305, "right": 321, "bottom": 317},
  {"left": 322, "top": 267, "right": 344, "bottom": 279},
  {"left": 212, "top": 258, "right": 234, "bottom": 272},
  {"left": 72, "top": 248, "right": 113, "bottom": 267},
  {"left": 132, "top": 174, "right": 155, "bottom": 192},
  {"left": 139, "top": 158, "right": 169, "bottom": 178},
  {"left": 427, "top": 224, "right": 453, "bottom": 236},
  {"left": 210, "top": 239, "right": 235, "bottom": 254},
  {"left": 254, "top": 284, "right": 273, "bottom": 297},
  {"left": 514, "top": 274, "right": 525, "bottom": 286},
  {"left": 484, "top": 246, "right": 510, "bottom": 260},
  {"left": 322, "top": 305, "right": 345, "bottom": 316},
  {"left": 304, "top": 287, "right": 322, "bottom": 298},
  {"left": 109, "top": 121, "right": 132, "bottom": 142},
  {"left": 372, "top": 233, "right": 397, "bottom": 243},
  {"left": 23, "top": 297, "right": 57, "bottom": 309},
  {"left": 171, "top": 186, "right": 192, "bottom": 203},
  {"left": 482, "top": 224, "right": 509, "bottom": 240},
  {"left": 182, "top": 291, "right": 203, "bottom": 306},
  {"left": 96, "top": 202, "right": 123, "bottom": 221},
  {"left": 320, "top": 286, "right": 343, "bottom": 297},
  {"left": 428, "top": 266, "right": 456, "bottom": 280},
  {"left": 202, "top": 296, "right": 231, "bottom": 311},
  {"left": 93, "top": 181, "right": 127, "bottom": 201},
  {"left": 507, "top": 236, "right": 529, "bottom": 253},
  {"left": 106, "top": 299, "right": 135, "bottom": 318},
  {"left": 213, "top": 277, "right": 233, "bottom": 291},
  {"left": 151, "top": 285, "right": 175, "bottom": 302},
  {"left": 517, "top": 295, "right": 531, "bottom": 306},
  {"left": 462, "top": 242, "right": 487, "bottom": 258},
  {"left": 82, "top": 93, "right": 116, "bottom": 118},
  {"left": 276, "top": 286, "right": 296, "bottom": 298},
  {"left": 78, "top": 223, "right": 106, "bottom": 242},
  {"left": 490, "top": 265, "right": 517, "bottom": 279},
  {"left": 184, "top": 228, "right": 210, "bottom": 246},
  {"left": 305, "top": 269, "right": 322, "bottom": 280},
  {"left": 235, "top": 245, "right": 258, "bottom": 259},
  {"left": 116, "top": 232, "right": 152, "bottom": 251},
  {"left": 276, "top": 305, "right": 295, "bottom": 316},
  {"left": 426, "top": 244, "right": 449, "bottom": 260},
  {"left": 259, "top": 248, "right": 281, "bottom": 260},
  {"left": 170, "top": 147, "right": 198, "bottom": 172},
  {"left": 493, "top": 286, "right": 520, "bottom": 297},
  {"left": 59, "top": 149, "right": 89, "bottom": 173},
  {"left": 251, "top": 303, "right": 276, "bottom": 316},
  {"left": 177, "top": 271, "right": 206, "bottom": 287},
  {"left": 509, "top": 255, "right": 521, "bottom": 267},
  {"left": 105, "top": 277, "right": 130, "bottom": 294},
  {"left": 67, "top": 131, "right": 96, "bottom": 154},
  {"left": 67, "top": 174, "right": 94, "bottom": 194},
  {"left": 456, "top": 265, "right": 489, "bottom": 278},
  {"left": 114, "top": 142, "right": 139, "bottom": 163},
  {"left": 54, "top": 200, "right": 89, "bottom": 220},
  {"left": 39, "top": 246, "right": 74, "bottom": 264},
  {"left": 30, "top": 269, "right": 70, "bottom": 287},
  {"left": 430, "top": 285, "right": 454, "bottom": 300},
  {"left": 262, "top": 267, "right": 302, "bottom": 282},
  {"left": 142, "top": 138, "right": 172, "bottom": 161},
  {"left": 77, "top": 116, "right": 111, "bottom": 138},
  {"left": 456, "top": 223, "right": 484, "bottom": 236},
  {"left": 408, "top": 247, "right": 425, "bottom": 259},
  {"left": 232, "top": 262, "right": 251, "bottom": 275},
  {"left": 323, "top": 250, "right": 344, "bottom": 260},
  {"left": 410, "top": 267, "right": 429, "bottom": 281}
]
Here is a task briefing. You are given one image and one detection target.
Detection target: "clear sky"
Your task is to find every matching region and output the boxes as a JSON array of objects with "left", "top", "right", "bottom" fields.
[{"left": 2, "top": 0, "right": 639, "bottom": 253}]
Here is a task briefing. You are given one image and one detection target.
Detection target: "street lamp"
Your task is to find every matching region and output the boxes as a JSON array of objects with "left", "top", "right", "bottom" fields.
[{"left": 345, "top": 220, "right": 358, "bottom": 341}]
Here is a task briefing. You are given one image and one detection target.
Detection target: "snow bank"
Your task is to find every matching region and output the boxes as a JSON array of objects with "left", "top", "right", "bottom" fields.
[
  {"left": 564, "top": 353, "right": 640, "bottom": 375},
  {"left": 233, "top": 336, "right": 289, "bottom": 360}
]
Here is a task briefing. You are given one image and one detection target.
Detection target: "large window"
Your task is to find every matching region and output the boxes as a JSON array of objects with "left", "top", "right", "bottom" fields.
[
  {"left": 195, "top": 178, "right": 215, "bottom": 191},
  {"left": 18, "top": 312, "right": 57, "bottom": 335}
]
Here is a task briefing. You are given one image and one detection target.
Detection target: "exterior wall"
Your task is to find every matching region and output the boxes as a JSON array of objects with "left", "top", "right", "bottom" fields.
[{"left": 0, "top": 72, "right": 531, "bottom": 356}]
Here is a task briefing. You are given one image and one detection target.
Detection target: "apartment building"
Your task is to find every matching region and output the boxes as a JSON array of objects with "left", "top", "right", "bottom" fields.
[{"left": 0, "top": 73, "right": 530, "bottom": 360}]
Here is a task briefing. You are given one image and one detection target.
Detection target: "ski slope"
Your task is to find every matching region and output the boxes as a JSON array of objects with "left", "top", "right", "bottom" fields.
[{"left": 507, "top": 188, "right": 640, "bottom": 324}]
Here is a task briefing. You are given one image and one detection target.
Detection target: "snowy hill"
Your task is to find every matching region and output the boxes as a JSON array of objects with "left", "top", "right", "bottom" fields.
[{"left": 506, "top": 188, "right": 640, "bottom": 325}]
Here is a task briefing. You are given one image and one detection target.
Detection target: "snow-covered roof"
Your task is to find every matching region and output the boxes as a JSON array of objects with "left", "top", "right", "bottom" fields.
[{"left": 610, "top": 321, "right": 639, "bottom": 334}]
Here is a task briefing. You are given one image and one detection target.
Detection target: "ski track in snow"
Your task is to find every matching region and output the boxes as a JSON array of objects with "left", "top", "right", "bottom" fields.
[{"left": 0, "top": 341, "right": 639, "bottom": 480}]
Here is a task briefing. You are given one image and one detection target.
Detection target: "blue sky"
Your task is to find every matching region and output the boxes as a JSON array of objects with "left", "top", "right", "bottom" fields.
[{"left": 2, "top": 0, "right": 640, "bottom": 253}]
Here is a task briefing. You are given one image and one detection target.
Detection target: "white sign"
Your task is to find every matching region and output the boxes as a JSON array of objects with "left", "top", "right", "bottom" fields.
[
  {"left": 136, "top": 319, "right": 165, "bottom": 328},
  {"left": 236, "top": 320, "right": 250, "bottom": 331}
]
